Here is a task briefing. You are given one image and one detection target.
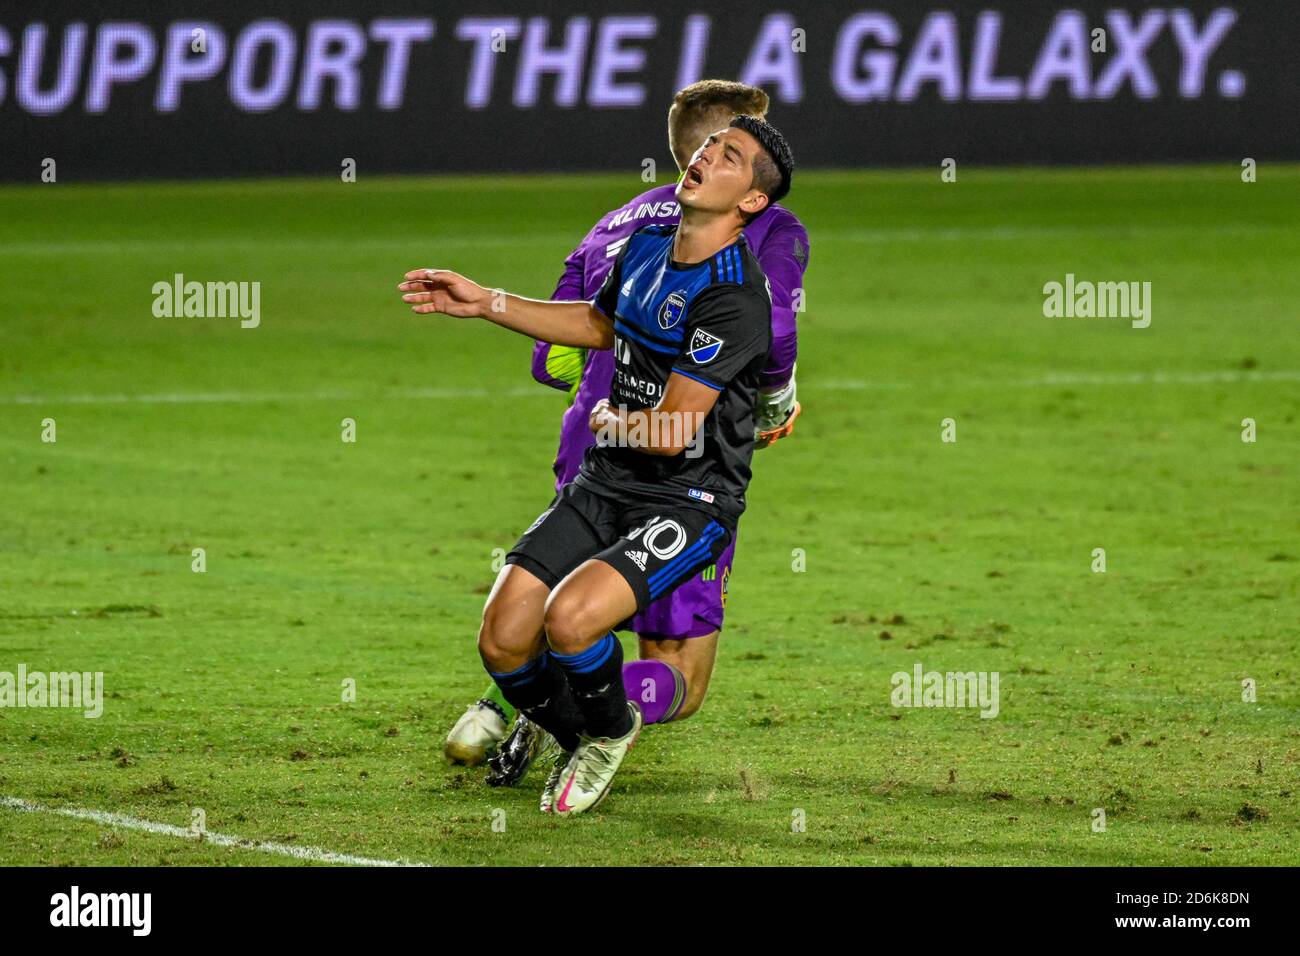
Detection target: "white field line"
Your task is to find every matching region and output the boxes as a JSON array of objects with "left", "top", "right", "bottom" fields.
[
  {"left": 0, "top": 795, "right": 426, "bottom": 867},
  {"left": 0, "top": 222, "right": 1290, "bottom": 256},
  {"left": 2, "top": 370, "right": 1297, "bottom": 407}
]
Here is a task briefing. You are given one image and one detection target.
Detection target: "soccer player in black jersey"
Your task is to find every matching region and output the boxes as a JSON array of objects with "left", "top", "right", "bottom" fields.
[{"left": 398, "top": 116, "right": 794, "bottom": 814}]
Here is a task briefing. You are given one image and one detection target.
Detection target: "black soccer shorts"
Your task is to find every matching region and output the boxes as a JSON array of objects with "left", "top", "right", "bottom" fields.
[{"left": 506, "top": 481, "right": 733, "bottom": 611}]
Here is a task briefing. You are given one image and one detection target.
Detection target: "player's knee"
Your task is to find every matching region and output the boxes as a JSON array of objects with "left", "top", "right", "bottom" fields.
[
  {"left": 542, "top": 591, "right": 597, "bottom": 656},
  {"left": 477, "top": 600, "right": 523, "bottom": 671}
]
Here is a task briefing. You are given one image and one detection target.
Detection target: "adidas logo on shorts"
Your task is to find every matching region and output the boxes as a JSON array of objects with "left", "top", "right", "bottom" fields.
[{"left": 625, "top": 550, "right": 648, "bottom": 571}]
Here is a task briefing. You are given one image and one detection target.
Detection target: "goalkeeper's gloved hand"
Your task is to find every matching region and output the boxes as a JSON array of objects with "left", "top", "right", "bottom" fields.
[{"left": 754, "top": 375, "right": 801, "bottom": 449}]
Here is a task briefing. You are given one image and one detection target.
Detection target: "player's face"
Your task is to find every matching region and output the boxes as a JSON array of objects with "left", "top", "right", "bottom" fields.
[{"left": 676, "top": 127, "right": 769, "bottom": 221}]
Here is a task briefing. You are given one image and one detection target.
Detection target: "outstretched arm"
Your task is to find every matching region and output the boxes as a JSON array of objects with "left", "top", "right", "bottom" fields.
[{"left": 397, "top": 269, "right": 613, "bottom": 349}]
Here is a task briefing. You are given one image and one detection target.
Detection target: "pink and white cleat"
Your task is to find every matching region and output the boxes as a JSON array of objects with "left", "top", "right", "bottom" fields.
[{"left": 550, "top": 703, "right": 643, "bottom": 815}]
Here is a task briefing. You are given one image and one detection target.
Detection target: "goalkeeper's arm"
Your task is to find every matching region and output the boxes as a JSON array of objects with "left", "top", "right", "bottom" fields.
[
  {"left": 531, "top": 241, "right": 591, "bottom": 392},
  {"left": 755, "top": 361, "right": 801, "bottom": 449},
  {"left": 532, "top": 343, "right": 588, "bottom": 394},
  {"left": 752, "top": 214, "right": 808, "bottom": 449}
]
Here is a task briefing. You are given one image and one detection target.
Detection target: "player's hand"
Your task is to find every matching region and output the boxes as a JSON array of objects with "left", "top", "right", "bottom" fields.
[
  {"left": 398, "top": 270, "right": 489, "bottom": 318},
  {"left": 589, "top": 398, "right": 617, "bottom": 436},
  {"left": 755, "top": 401, "right": 801, "bottom": 449}
]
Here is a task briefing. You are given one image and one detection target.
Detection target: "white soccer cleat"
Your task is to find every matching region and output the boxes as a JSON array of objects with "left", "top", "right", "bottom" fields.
[
  {"left": 443, "top": 700, "right": 509, "bottom": 766},
  {"left": 551, "top": 703, "right": 643, "bottom": 815},
  {"left": 538, "top": 749, "right": 574, "bottom": 813}
]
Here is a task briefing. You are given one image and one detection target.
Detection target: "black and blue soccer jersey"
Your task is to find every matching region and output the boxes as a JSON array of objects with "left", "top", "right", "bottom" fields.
[{"left": 576, "top": 224, "right": 773, "bottom": 523}]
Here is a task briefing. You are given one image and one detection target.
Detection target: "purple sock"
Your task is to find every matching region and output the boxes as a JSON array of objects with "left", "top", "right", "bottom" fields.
[{"left": 622, "top": 659, "right": 686, "bottom": 724}]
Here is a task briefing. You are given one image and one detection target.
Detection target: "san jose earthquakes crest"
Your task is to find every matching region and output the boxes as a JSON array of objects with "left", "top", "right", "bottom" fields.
[
  {"left": 687, "top": 328, "right": 723, "bottom": 364},
  {"left": 659, "top": 292, "right": 687, "bottom": 330}
]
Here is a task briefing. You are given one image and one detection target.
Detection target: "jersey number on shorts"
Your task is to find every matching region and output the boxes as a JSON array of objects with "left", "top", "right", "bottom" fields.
[{"left": 625, "top": 517, "right": 688, "bottom": 560}]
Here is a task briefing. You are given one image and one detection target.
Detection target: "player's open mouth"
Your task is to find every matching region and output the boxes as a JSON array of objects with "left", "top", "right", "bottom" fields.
[{"left": 685, "top": 164, "right": 704, "bottom": 187}]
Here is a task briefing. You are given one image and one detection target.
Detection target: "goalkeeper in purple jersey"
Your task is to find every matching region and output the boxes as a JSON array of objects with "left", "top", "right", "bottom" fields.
[{"left": 444, "top": 81, "right": 810, "bottom": 779}]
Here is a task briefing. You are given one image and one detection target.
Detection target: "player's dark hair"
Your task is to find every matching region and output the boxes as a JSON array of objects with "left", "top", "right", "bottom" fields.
[{"left": 729, "top": 115, "right": 794, "bottom": 218}]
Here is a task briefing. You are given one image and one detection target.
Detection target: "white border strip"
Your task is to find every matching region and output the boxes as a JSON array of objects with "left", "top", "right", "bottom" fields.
[{"left": 1, "top": 796, "right": 427, "bottom": 867}]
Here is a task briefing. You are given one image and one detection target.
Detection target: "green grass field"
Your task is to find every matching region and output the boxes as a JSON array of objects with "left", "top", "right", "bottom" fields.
[{"left": 1, "top": 165, "right": 1297, "bottom": 866}]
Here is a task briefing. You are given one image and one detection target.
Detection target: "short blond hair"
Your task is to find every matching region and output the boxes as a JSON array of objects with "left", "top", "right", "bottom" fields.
[{"left": 667, "top": 80, "right": 770, "bottom": 171}]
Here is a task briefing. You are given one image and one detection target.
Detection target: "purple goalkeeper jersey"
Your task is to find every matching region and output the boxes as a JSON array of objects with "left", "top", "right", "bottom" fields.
[{"left": 533, "top": 182, "right": 810, "bottom": 487}]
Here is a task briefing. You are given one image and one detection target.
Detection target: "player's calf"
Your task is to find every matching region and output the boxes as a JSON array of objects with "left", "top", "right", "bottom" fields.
[
  {"left": 549, "top": 633, "right": 633, "bottom": 739},
  {"left": 544, "top": 561, "right": 640, "bottom": 739},
  {"left": 622, "top": 659, "right": 688, "bottom": 724},
  {"left": 630, "top": 630, "right": 719, "bottom": 723},
  {"left": 478, "top": 565, "right": 585, "bottom": 753}
]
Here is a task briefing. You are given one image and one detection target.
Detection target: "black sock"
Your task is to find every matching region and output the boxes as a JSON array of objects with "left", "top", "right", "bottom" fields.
[
  {"left": 551, "top": 633, "right": 633, "bottom": 739},
  {"left": 488, "top": 654, "right": 582, "bottom": 752}
]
